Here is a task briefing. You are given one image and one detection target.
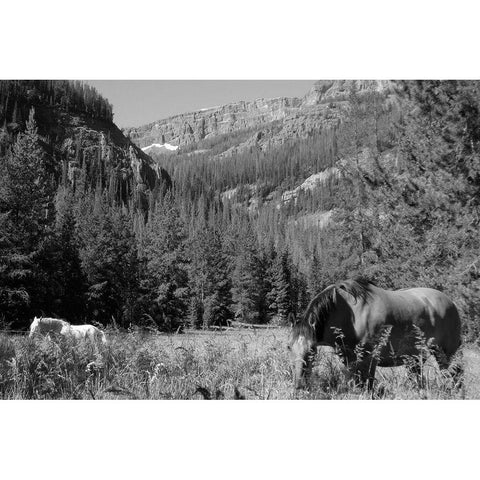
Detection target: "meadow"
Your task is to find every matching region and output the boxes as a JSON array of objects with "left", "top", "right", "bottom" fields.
[{"left": 0, "top": 328, "right": 476, "bottom": 400}]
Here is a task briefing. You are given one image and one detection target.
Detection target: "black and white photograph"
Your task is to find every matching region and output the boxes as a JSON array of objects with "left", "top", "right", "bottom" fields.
[
  {"left": 2, "top": 0, "right": 480, "bottom": 478},
  {"left": 1, "top": 78, "right": 477, "bottom": 400}
]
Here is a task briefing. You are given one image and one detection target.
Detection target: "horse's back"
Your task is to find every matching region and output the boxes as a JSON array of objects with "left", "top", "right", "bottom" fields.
[
  {"left": 71, "top": 324, "right": 107, "bottom": 345},
  {"left": 399, "top": 287, "right": 455, "bottom": 312},
  {"left": 30, "top": 317, "right": 70, "bottom": 337},
  {"left": 392, "top": 287, "right": 461, "bottom": 355},
  {"left": 358, "top": 286, "right": 461, "bottom": 359}
]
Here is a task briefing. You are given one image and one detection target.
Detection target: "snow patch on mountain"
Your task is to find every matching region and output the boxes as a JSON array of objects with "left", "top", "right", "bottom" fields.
[{"left": 142, "top": 143, "right": 179, "bottom": 153}]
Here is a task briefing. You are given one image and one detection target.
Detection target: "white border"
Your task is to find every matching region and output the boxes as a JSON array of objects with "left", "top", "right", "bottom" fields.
[
  {"left": 3, "top": 0, "right": 480, "bottom": 79},
  {"left": 2, "top": 1, "right": 479, "bottom": 478},
  {"left": 1, "top": 400, "right": 478, "bottom": 479}
]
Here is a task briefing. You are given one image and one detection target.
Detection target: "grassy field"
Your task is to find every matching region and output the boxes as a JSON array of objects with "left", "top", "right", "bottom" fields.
[{"left": 0, "top": 328, "right": 476, "bottom": 400}]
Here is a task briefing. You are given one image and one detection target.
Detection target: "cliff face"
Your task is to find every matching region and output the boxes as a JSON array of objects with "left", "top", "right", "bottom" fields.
[
  {"left": 125, "top": 80, "right": 396, "bottom": 154},
  {"left": 125, "top": 96, "right": 303, "bottom": 149},
  {"left": 54, "top": 112, "right": 171, "bottom": 198},
  {"left": 302, "top": 80, "right": 395, "bottom": 105},
  {"left": 0, "top": 81, "right": 171, "bottom": 211}
]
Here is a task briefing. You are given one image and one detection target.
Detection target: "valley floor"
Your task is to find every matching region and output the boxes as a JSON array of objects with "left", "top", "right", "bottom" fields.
[{"left": 0, "top": 329, "right": 475, "bottom": 400}]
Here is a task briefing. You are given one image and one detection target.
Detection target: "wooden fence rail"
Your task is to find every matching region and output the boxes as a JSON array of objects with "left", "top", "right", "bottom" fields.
[{"left": 0, "top": 330, "right": 29, "bottom": 335}]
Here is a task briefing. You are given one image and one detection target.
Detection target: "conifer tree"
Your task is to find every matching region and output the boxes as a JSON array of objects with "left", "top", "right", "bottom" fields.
[
  {"left": 267, "top": 247, "right": 294, "bottom": 325},
  {"left": 140, "top": 193, "right": 189, "bottom": 330},
  {"left": 307, "top": 247, "right": 323, "bottom": 296},
  {"left": 78, "top": 193, "right": 140, "bottom": 326},
  {"left": 1, "top": 108, "right": 54, "bottom": 247},
  {"left": 187, "top": 220, "right": 233, "bottom": 328},
  {"left": 50, "top": 187, "right": 86, "bottom": 320},
  {"left": 0, "top": 108, "right": 55, "bottom": 325},
  {"left": 231, "top": 219, "right": 268, "bottom": 323}
]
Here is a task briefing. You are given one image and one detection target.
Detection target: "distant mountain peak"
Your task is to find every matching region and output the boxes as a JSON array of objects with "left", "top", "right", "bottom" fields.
[
  {"left": 126, "top": 80, "right": 398, "bottom": 158},
  {"left": 302, "top": 80, "right": 396, "bottom": 106}
]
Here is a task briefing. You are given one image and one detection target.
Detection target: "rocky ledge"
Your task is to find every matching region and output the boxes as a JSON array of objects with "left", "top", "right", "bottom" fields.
[{"left": 125, "top": 80, "right": 396, "bottom": 155}]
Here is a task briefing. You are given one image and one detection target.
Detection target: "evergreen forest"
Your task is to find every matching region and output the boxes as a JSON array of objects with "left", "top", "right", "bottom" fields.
[{"left": 1, "top": 80, "right": 479, "bottom": 340}]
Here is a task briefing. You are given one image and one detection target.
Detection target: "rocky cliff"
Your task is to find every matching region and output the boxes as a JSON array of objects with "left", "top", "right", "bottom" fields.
[
  {"left": 302, "top": 80, "right": 395, "bottom": 105},
  {"left": 0, "top": 80, "right": 171, "bottom": 212},
  {"left": 125, "top": 80, "right": 396, "bottom": 156}
]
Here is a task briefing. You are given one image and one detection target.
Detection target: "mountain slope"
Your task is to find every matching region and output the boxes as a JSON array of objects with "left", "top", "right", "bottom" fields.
[
  {"left": 0, "top": 81, "right": 171, "bottom": 211},
  {"left": 125, "top": 80, "right": 397, "bottom": 158},
  {"left": 0, "top": 80, "right": 173, "bottom": 329}
]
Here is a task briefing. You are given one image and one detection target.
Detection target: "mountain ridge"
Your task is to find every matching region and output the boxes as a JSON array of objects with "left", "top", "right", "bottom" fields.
[
  {"left": 0, "top": 81, "right": 171, "bottom": 211},
  {"left": 125, "top": 80, "right": 396, "bottom": 155}
]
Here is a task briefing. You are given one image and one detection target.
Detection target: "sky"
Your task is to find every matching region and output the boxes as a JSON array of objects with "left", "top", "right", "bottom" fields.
[{"left": 87, "top": 80, "right": 314, "bottom": 128}]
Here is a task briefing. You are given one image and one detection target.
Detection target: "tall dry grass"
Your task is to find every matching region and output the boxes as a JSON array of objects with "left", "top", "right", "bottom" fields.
[{"left": 0, "top": 328, "right": 469, "bottom": 400}]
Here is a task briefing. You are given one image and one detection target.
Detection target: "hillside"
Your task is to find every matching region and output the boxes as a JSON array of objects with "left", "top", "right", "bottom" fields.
[
  {"left": 126, "top": 80, "right": 480, "bottom": 336},
  {"left": 140, "top": 80, "right": 399, "bottom": 225},
  {"left": 0, "top": 81, "right": 171, "bottom": 211},
  {"left": 1, "top": 80, "right": 479, "bottom": 340},
  {"left": 0, "top": 81, "right": 171, "bottom": 329},
  {"left": 125, "top": 80, "right": 397, "bottom": 158}
]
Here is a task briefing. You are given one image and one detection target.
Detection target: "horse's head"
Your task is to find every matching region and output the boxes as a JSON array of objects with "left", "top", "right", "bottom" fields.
[
  {"left": 288, "top": 312, "right": 317, "bottom": 390},
  {"left": 288, "top": 286, "right": 337, "bottom": 389},
  {"left": 29, "top": 316, "right": 41, "bottom": 337}
]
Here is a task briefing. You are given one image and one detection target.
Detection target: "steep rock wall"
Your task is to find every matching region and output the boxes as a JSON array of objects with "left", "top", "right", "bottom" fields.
[{"left": 125, "top": 80, "right": 397, "bottom": 155}]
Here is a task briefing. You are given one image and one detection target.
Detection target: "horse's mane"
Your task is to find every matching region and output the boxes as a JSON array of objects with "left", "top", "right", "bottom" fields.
[
  {"left": 291, "top": 277, "right": 375, "bottom": 342},
  {"left": 338, "top": 276, "right": 375, "bottom": 303},
  {"left": 291, "top": 285, "right": 337, "bottom": 342},
  {"left": 38, "top": 317, "right": 69, "bottom": 327}
]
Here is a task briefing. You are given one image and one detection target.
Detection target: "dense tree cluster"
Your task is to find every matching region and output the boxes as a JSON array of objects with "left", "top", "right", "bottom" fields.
[
  {"left": 158, "top": 128, "right": 338, "bottom": 202},
  {"left": 314, "top": 82, "right": 480, "bottom": 338},
  {"left": 0, "top": 80, "right": 113, "bottom": 129},
  {"left": 1, "top": 81, "right": 479, "bottom": 339},
  {"left": 0, "top": 82, "right": 167, "bottom": 330}
]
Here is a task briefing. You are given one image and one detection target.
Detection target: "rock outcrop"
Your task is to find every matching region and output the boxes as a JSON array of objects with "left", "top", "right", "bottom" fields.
[
  {"left": 125, "top": 80, "right": 397, "bottom": 156},
  {"left": 125, "top": 96, "right": 302, "bottom": 149},
  {"left": 0, "top": 80, "right": 171, "bottom": 212},
  {"left": 302, "top": 80, "right": 395, "bottom": 105}
]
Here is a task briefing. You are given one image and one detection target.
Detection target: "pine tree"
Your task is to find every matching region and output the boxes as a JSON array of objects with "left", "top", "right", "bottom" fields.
[
  {"left": 267, "top": 247, "right": 294, "bottom": 325},
  {"left": 0, "top": 108, "right": 54, "bottom": 248},
  {"left": 78, "top": 193, "right": 140, "bottom": 326},
  {"left": 231, "top": 220, "right": 267, "bottom": 324},
  {"left": 140, "top": 194, "right": 189, "bottom": 330},
  {"left": 307, "top": 247, "right": 323, "bottom": 296},
  {"left": 0, "top": 211, "right": 31, "bottom": 325},
  {"left": 51, "top": 187, "right": 86, "bottom": 320},
  {"left": 187, "top": 213, "right": 233, "bottom": 328},
  {"left": 0, "top": 108, "right": 55, "bottom": 326}
]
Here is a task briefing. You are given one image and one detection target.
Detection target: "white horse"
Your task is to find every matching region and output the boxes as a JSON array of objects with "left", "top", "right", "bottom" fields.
[
  {"left": 29, "top": 316, "right": 71, "bottom": 338},
  {"left": 69, "top": 324, "right": 107, "bottom": 345},
  {"left": 29, "top": 317, "right": 107, "bottom": 345}
]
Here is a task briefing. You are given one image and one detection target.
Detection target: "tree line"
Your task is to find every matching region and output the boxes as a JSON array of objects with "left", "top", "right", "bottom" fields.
[
  {"left": 1, "top": 81, "right": 479, "bottom": 339},
  {"left": 0, "top": 80, "right": 113, "bottom": 131},
  {"left": 0, "top": 105, "right": 306, "bottom": 330}
]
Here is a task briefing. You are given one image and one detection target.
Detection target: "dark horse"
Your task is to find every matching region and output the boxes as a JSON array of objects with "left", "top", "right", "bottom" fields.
[{"left": 288, "top": 277, "right": 462, "bottom": 390}]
